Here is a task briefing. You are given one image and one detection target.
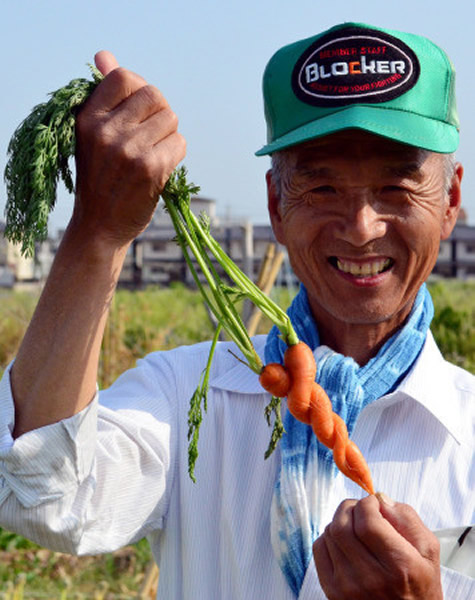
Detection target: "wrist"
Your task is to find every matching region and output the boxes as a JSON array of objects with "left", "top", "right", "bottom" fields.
[{"left": 60, "top": 218, "right": 131, "bottom": 271}]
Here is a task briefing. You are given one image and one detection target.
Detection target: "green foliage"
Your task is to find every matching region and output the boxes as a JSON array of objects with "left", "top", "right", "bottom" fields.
[
  {"left": 0, "top": 291, "right": 38, "bottom": 378},
  {"left": 3, "top": 67, "right": 103, "bottom": 257},
  {"left": 0, "top": 535, "right": 152, "bottom": 598},
  {"left": 187, "top": 325, "right": 221, "bottom": 481},
  {"left": 163, "top": 167, "right": 269, "bottom": 375},
  {"left": 163, "top": 168, "right": 301, "bottom": 470},
  {"left": 0, "top": 528, "right": 40, "bottom": 552},
  {"left": 428, "top": 280, "right": 475, "bottom": 373},
  {"left": 264, "top": 394, "right": 285, "bottom": 459}
]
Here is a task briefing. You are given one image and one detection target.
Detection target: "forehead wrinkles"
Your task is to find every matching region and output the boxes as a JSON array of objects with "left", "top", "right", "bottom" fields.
[
  {"left": 280, "top": 145, "right": 441, "bottom": 191},
  {"left": 295, "top": 145, "right": 430, "bottom": 174}
]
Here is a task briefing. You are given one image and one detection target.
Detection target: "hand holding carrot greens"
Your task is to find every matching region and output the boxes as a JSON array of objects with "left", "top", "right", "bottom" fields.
[
  {"left": 6, "top": 53, "right": 186, "bottom": 438},
  {"left": 3, "top": 60, "right": 374, "bottom": 493}
]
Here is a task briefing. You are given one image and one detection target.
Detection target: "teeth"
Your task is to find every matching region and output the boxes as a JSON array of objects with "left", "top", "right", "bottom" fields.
[
  {"left": 336, "top": 258, "right": 391, "bottom": 277},
  {"left": 361, "top": 263, "right": 372, "bottom": 276}
]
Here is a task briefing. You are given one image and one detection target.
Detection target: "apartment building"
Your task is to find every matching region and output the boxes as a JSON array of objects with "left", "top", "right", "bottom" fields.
[
  {"left": 435, "top": 224, "right": 475, "bottom": 278},
  {"left": 1, "top": 199, "right": 475, "bottom": 288}
]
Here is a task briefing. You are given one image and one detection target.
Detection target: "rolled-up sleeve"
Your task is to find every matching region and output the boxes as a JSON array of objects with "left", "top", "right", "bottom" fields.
[
  {"left": 0, "top": 365, "right": 98, "bottom": 509},
  {"left": 0, "top": 354, "right": 178, "bottom": 555}
]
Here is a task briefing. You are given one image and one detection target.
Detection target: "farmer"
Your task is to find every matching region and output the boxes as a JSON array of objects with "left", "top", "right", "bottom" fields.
[{"left": 0, "top": 22, "right": 473, "bottom": 599}]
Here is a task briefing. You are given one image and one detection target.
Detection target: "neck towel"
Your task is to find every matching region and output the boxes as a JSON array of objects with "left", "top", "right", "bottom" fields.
[{"left": 265, "top": 284, "right": 434, "bottom": 596}]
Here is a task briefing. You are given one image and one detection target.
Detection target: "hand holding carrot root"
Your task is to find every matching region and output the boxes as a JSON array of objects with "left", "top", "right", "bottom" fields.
[{"left": 260, "top": 342, "right": 375, "bottom": 495}]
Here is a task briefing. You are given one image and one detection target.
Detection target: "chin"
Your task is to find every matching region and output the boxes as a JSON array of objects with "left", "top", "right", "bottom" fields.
[{"left": 326, "top": 298, "right": 406, "bottom": 326}]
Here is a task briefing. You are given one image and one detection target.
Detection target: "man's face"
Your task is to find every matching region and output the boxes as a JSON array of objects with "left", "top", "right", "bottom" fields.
[{"left": 268, "top": 130, "right": 462, "bottom": 349}]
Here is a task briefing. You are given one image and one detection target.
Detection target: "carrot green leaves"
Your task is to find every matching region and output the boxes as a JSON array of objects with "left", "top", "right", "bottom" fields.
[{"left": 4, "top": 66, "right": 103, "bottom": 257}]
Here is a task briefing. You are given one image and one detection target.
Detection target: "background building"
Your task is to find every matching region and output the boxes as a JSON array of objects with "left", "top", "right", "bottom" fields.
[
  {"left": 1, "top": 199, "right": 475, "bottom": 289},
  {"left": 117, "top": 197, "right": 277, "bottom": 288},
  {"left": 435, "top": 224, "right": 475, "bottom": 278}
]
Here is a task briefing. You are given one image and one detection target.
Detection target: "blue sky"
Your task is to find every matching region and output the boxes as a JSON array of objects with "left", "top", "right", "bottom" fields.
[{"left": 1, "top": 0, "right": 474, "bottom": 234}]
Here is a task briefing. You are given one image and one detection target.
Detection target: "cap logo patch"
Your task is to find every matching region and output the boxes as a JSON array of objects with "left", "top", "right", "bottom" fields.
[{"left": 292, "top": 26, "right": 420, "bottom": 106}]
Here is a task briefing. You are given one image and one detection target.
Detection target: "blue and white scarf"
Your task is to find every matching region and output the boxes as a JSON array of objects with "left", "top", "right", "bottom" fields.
[{"left": 265, "top": 284, "right": 434, "bottom": 596}]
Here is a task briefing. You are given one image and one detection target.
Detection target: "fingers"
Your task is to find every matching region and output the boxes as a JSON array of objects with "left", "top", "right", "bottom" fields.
[
  {"left": 74, "top": 54, "right": 186, "bottom": 246},
  {"left": 352, "top": 495, "right": 422, "bottom": 567},
  {"left": 86, "top": 67, "right": 149, "bottom": 113},
  {"left": 376, "top": 493, "right": 440, "bottom": 563},
  {"left": 115, "top": 84, "right": 171, "bottom": 127},
  {"left": 315, "top": 499, "right": 383, "bottom": 578},
  {"left": 91, "top": 51, "right": 169, "bottom": 121},
  {"left": 313, "top": 496, "right": 443, "bottom": 599},
  {"left": 131, "top": 130, "right": 187, "bottom": 195},
  {"left": 79, "top": 62, "right": 175, "bottom": 150},
  {"left": 313, "top": 535, "right": 340, "bottom": 599},
  {"left": 79, "top": 87, "right": 180, "bottom": 174},
  {"left": 314, "top": 514, "right": 385, "bottom": 598},
  {"left": 94, "top": 50, "right": 120, "bottom": 76},
  {"left": 133, "top": 106, "right": 179, "bottom": 151}
]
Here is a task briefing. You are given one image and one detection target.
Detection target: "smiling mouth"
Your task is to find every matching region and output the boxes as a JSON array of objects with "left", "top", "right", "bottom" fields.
[{"left": 329, "top": 257, "right": 394, "bottom": 277}]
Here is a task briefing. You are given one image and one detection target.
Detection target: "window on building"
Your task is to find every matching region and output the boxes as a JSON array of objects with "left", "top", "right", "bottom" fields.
[{"left": 151, "top": 241, "right": 167, "bottom": 252}]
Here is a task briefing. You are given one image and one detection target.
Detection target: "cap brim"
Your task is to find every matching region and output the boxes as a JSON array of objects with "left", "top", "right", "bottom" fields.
[{"left": 255, "top": 105, "right": 459, "bottom": 156}]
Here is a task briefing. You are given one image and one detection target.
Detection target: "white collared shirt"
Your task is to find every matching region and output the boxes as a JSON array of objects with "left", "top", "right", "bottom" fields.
[{"left": 0, "top": 332, "right": 473, "bottom": 599}]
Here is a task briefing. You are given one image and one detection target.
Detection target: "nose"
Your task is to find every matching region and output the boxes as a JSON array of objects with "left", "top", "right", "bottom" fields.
[{"left": 334, "top": 194, "right": 387, "bottom": 247}]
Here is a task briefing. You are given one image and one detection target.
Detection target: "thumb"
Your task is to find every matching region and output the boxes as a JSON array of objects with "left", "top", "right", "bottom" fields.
[
  {"left": 376, "top": 493, "right": 440, "bottom": 561},
  {"left": 94, "top": 50, "right": 120, "bottom": 76}
]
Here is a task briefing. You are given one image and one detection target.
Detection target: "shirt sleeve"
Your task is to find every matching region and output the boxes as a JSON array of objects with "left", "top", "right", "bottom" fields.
[{"left": 0, "top": 354, "right": 178, "bottom": 555}]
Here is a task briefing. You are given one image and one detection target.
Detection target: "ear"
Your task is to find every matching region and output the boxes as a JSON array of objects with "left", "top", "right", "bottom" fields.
[
  {"left": 266, "top": 169, "right": 286, "bottom": 245},
  {"left": 440, "top": 162, "right": 463, "bottom": 240}
]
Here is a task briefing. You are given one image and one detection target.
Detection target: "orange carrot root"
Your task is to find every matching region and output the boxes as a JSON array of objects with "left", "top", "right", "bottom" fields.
[
  {"left": 308, "top": 383, "right": 336, "bottom": 445},
  {"left": 260, "top": 341, "right": 375, "bottom": 495},
  {"left": 259, "top": 363, "right": 291, "bottom": 398},
  {"left": 343, "top": 441, "right": 375, "bottom": 495}
]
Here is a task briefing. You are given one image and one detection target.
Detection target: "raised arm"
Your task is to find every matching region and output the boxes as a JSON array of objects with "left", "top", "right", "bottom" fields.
[{"left": 10, "top": 51, "right": 186, "bottom": 437}]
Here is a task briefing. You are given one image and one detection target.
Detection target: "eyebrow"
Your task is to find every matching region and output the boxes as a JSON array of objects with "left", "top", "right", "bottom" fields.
[
  {"left": 293, "top": 166, "right": 341, "bottom": 181},
  {"left": 382, "top": 163, "right": 424, "bottom": 181},
  {"left": 295, "top": 163, "right": 424, "bottom": 182}
]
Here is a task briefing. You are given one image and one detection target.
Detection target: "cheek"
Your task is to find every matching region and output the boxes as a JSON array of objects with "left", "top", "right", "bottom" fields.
[
  {"left": 279, "top": 205, "right": 316, "bottom": 247},
  {"left": 398, "top": 197, "right": 445, "bottom": 246},
  {"left": 402, "top": 218, "right": 443, "bottom": 281},
  {"left": 286, "top": 215, "right": 325, "bottom": 255}
]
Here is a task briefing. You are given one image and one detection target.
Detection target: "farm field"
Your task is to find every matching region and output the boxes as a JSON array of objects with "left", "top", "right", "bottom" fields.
[{"left": 0, "top": 279, "right": 473, "bottom": 597}]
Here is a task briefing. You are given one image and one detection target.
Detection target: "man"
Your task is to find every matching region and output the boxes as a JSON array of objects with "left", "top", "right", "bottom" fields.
[{"left": 0, "top": 22, "right": 473, "bottom": 599}]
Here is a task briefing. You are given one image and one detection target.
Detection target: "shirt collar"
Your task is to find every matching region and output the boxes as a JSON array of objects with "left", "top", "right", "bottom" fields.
[
  {"left": 209, "top": 335, "right": 267, "bottom": 394},
  {"left": 210, "top": 331, "right": 467, "bottom": 444}
]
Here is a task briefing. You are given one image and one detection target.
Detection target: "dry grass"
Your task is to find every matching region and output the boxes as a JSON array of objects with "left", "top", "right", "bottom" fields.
[{"left": 0, "top": 537, "right": 152, "bottom": 599}]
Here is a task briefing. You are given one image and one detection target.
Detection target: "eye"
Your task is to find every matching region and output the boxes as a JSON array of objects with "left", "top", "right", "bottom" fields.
[
  {"left": 381, "top": 185, "right": 407, "bottom": 194},
  {"left": 310, "top": 185, "right": 337, "bottom": 194}
]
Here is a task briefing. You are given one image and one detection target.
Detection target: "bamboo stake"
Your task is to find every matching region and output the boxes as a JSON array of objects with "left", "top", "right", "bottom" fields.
[
  {"left": 255, "top": 242, "right": 276, "bottom": 289},
  {"left": 137, "top": 560, "right": 160, "bottom": 599},
  {"left": 246, "top": 249, "right": 285, "bottom": 337},
  {"left": 241, "top": 242, "right": 276, "bottom": 324}
]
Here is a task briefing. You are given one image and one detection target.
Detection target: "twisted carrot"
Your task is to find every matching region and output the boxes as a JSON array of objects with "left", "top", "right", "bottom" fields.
[{"left": 259, "top": 342, "right": 374, "bottom": 495}]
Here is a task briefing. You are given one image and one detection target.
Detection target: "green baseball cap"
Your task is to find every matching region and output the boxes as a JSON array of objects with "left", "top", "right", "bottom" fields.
[{"left": 256, "top": 22, "right": 459, "bottom": 156}]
